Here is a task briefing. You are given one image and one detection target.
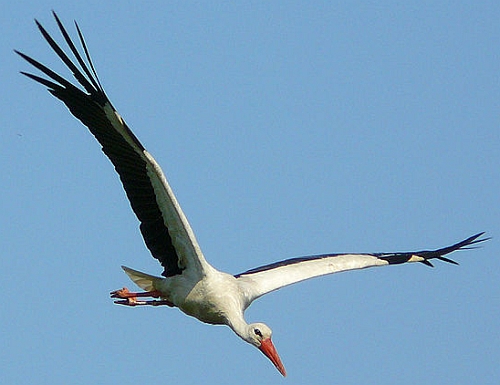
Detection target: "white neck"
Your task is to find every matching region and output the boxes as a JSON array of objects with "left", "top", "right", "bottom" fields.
[{"left": 227, "top": 314, "right": 252, "bottom": 343}]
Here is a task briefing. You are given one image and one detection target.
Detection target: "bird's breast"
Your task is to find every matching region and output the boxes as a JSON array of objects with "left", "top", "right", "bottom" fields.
[{"left": 175, "top": 274, "right": 244, "bottom": 325}]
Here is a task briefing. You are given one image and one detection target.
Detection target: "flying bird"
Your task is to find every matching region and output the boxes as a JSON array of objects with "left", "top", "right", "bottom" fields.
[{"left": 17, "top": 12, "right": 488, "bottom": 377}]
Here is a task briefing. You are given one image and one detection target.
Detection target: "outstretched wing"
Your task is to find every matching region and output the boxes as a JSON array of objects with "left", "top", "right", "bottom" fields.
[
  {"left": 236, "top": 233, "right": 488, "bottom": 303},
  {"left": 16, "top": 12, "right": 208, "bottom": 278}
]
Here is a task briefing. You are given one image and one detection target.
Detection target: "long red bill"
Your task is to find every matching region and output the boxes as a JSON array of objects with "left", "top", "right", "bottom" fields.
[{"left": 259, "top": 337, "right": 286, "bottom": 376}]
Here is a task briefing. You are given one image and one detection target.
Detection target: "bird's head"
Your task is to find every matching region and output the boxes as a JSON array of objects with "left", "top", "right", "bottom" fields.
[{"left": 246, "top": 323, "right": 286, "bottom": 376}]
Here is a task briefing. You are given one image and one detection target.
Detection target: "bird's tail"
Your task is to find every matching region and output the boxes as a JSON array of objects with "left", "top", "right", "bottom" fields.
[{"left": 121, "top": 266, "right": 163, "bottom": 291}]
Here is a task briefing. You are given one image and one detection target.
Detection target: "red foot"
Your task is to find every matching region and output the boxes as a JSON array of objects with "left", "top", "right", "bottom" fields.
[
  {"left": 110, "top": 287, "right": 173, "bottom": 307},
  {"left": 113, "top": 299, "right": 174, "bottom": 307},
  {"left": 110, "top": 287, "right": 162, "bottom": 299}
]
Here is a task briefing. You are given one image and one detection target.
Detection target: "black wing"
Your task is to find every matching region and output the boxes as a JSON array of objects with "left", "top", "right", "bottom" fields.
[
  {"left": 16, "top": 12, "right": 208, "bottom": 277},
  {"left": 236, "top": 233, "right": 488, "bottom": 302}
]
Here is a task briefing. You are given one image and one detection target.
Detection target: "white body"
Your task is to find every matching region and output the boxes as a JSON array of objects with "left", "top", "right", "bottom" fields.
[{"left": 17, "top": 12, "right": 486, "bottom": 376}]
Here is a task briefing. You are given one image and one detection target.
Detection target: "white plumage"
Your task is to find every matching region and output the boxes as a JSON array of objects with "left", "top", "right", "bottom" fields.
[{"left": 17, "top": 12, "right": 488, "bottom": 376}]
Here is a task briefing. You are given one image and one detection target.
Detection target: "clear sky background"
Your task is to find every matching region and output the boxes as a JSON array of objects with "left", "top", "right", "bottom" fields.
[{"left": 2, "top": 1, "right": 499, "bottom": 384}]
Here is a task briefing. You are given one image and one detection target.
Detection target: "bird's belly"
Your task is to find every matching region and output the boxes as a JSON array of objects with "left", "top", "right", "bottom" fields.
[
  {"left": 173, "top": 277, "right": 242, "bottom": 325},
  {"left": 180, "top": 298, "right": 226, "bottom": 325}
]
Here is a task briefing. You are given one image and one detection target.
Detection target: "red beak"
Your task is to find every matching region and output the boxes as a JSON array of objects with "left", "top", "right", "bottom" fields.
[{"left": 259, "top": 337, "right": 286, "bottom": 376}]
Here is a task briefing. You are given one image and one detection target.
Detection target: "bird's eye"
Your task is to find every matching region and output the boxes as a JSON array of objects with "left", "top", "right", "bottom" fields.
[{"left": 254, "top": 328, "right": 263, "bottom": 337}]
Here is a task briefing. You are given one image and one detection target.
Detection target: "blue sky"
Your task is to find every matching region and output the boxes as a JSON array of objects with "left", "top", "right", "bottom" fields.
[{"left": 2, "top": 1, "right": 499, "bottom": 384}]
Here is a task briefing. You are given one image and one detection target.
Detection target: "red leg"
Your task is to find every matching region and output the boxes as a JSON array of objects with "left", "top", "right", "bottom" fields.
[
  {"left": 110, "top": 287, "right": 162, "bottom": 299},
  {"left": 110, "top": 287, "right": 174, "bottom": 307},
  {"left": 113, "top": 299, "right": 174, "bottom": 307}
]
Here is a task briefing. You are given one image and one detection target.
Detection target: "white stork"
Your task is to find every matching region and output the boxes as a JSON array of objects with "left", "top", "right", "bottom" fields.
[{"left": 17, "top": 12, "right": 487, "bottom": 377}]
